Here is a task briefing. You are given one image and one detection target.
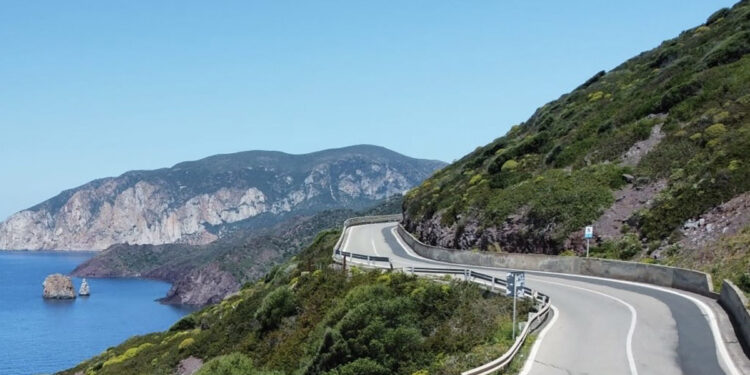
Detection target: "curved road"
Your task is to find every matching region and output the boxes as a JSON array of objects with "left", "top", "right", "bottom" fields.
[{"left": 341, "top": 222, "right": 748, "bottom": 375}]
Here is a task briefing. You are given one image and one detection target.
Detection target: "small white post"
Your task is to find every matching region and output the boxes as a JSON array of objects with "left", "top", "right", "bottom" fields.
[{"left": 512, "top": 281, "right": 517, "bottom": 340}]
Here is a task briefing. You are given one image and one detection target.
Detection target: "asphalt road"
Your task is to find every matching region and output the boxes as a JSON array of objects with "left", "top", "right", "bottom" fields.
[{"left": 341, "top": 222, "right": 746, "bottom": 375}]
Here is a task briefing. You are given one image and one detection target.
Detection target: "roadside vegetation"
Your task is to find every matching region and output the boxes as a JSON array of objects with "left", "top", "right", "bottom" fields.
[{"left": 60, "top": 230, "right": 532, "bottom": 375}]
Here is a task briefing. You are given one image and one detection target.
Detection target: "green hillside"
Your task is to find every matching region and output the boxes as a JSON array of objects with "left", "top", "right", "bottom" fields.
[
  {"left": 60, "top": 231, "right": 530, "bottom": 375},
  {"left": 403, "top": 2, "right": 750, "bottom": 289}
]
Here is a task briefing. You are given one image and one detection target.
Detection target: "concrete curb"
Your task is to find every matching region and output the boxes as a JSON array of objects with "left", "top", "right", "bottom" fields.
[
  {"left": 719, "top": 280, "right": 750, "bottom": 355},
  {"left": 396, "top": 225, "right": 717, "bottom": 297}
]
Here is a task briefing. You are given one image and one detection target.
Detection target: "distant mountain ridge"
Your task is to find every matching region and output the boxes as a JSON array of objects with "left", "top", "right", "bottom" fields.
[{"left": 0, "top": 145, "right": 445, "bottom": 250}]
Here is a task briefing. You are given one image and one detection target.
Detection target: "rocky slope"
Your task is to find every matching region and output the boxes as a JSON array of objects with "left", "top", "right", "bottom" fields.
[
  {"left": 0, "top": 145, "right": 444, "bottom": 250},
  {"left": 402, "top": 2, "right": 750, "bottom": 288}
]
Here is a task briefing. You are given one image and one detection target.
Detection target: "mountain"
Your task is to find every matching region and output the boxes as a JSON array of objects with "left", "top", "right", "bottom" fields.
[
  {"left": 0, "top": 145, "right": 445, "bottom": 250},
  {"left": 402, "top": 2, "right": 750, "bottom": 290}
]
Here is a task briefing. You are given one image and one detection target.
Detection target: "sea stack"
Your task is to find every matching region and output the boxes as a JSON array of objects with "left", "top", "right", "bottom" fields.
[
  {"left": 79, "top": 278, "right": 90, "bottom": 296},
  {"left": 42, "top": 274, "right": 76, "bottom": 299}
]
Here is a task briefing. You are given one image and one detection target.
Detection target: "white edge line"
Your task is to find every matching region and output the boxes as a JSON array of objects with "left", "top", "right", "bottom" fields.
[
  {"left": 342, "top": 226, "right": 354, "bottom": 252},
  {"left": 389, "top": 225, "right": 741, "bottom": 375},
  {"left": 519, "top": 305, "right": 560, "bottom": 375},
  {"left": 371, "top": 238, "right": 380, "bottom": 256},
  {"left": 534, "top": 278, "right": 639, "bottom": 375}
]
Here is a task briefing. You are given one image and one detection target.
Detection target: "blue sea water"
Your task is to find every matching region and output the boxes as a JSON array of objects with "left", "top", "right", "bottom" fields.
[{"left": 0, "top": 251, "right": 194, "bottom": 375}]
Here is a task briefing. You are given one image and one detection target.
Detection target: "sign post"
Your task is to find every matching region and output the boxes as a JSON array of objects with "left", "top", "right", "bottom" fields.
[
  {"left": 584, "top": 226, "right": 594, "bottom": 257},
  {"left": 506, "top": 271, "right": 525, "bottom": 339}
]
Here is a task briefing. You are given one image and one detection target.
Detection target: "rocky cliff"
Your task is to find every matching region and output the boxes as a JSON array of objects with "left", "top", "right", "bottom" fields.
[{"left": 0, "top": 145, "right": 444, "bottom": 250}]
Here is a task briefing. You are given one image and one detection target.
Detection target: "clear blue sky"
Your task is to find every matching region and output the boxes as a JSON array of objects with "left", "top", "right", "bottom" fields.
[{"left": 0, "top": 1, "right": 736, "bottom": 219}]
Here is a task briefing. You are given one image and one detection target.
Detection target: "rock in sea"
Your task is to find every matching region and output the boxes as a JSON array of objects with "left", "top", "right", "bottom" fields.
[
  {"left": 42, "top": 273, "right": 76, "bottom": 299},
  {"left": 79, "top": 278, "right": 90, "bottom": 296}
]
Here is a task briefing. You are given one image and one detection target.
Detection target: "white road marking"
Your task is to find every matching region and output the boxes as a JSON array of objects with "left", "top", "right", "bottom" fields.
[
  {"left": 343, "top": 226, "right": 354, "bottom": 252},
  {"left": 388, "top": 224, "right": 741, "bottom": 375},
  {"left": 533, "top": 278, "right": 639, "bottom": 375},
  {"left": 370, "top": 238, "right": 380, "bottom": 256},
  {"left": 519, "top": 305, "right": 560, "bottom": 375}
]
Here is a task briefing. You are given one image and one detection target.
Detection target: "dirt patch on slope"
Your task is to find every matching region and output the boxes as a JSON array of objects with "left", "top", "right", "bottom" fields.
[
  {"left": 621, "top": 121, "right": 666, "bottom": 166},
  {"left": 592, "top": 179, "right": 667, "bottom": 241},
  {"left": 678, "top": 192, "right": 750, "bottom": 251}
]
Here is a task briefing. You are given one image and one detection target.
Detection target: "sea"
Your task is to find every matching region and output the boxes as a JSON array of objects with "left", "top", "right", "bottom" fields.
[{"left": 0, "top": 250, "right": 194, "bottom": 375}]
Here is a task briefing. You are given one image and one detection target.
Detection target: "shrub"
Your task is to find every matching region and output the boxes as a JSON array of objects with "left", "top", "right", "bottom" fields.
[
  {"left": 694, "top": 25, "right": 711, "bottom": 34},
  {"left": 255, "top": 286, "right": 297, "bottom": 331},
  {"left": 704, "top": 123, "right": 727, "bottom": 138},
  {"left": 706, "top": 7, "right": 730, "bottom": 25},
  {"left": 195, "top": 353, "right": 280, "bottom": 375},
  {"left": 703, "top": 31, "right": 750, "bottom": 67},
  {"left": 500, "top": 160, "right": 519, "bottom": 172},
  {"left": 324, "top": 358, "right": 390, "bottom": 375},
  {"left": 178, "top": 338, "right": 195, "bottom": 351},
  {"left": 658, "top": 80, "right": 701, "bottom": 112},
  {"left": 588, "top": 91, "right": 605, "bottom": 101},
  {"left": 103, "top": 343, "right": 154, "bottom": 367},
  {"left": 169, "top": 315, "right": 197, "bottom": 331}
]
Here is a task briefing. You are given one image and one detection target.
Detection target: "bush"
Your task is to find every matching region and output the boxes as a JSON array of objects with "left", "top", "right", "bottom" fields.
[
  {"left": 255, "top": 286, "right": 297, "bottom": 331},
  {"left": 704, "top": 123, "right": 727, "bottom": 138},
  {"left": 169, "top": 315, "right": 197, "bottom": 331},
  {"left": 658, "top": 80, "right": 701, "bottom": 112},
  {"left": 196, "top": 353, "right": 281, "bottom": 375},
  {"left": 500, "top": 160, "right": 519, "bottom": 172},
  {"left": 324, "top": 358, "right": 390, "bottom": 375},
  {"left": 706, "top": 7, "right": 730, "bottom": 25},
  {"left": 178, "top": 338, "right": 195, "bottom": 351},
  {"left": 703, "top": 31, "right": 750, "bottom": 67}
]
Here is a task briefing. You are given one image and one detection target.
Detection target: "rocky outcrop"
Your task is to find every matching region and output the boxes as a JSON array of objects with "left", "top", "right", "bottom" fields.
[
  {"left": 78, "top": 278, "right": 90, "bottom": 296},
  {"left": 0, "top": 145, "right": 445, "bottom": 250},
  {"left": 159, "top": 264, "right": 238, "bottom": 305},
  {"left": 42, "top": 274, "right": 76, "bottom": 299},
  {"left": 402, "top": 208, "right": 562, "bottom": 255}
]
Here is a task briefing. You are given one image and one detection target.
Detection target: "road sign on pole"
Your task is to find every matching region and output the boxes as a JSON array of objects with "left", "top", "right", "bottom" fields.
[
  {"left": 506, "top": 271, "right": 525, "bottom": 339},
  {"left": 584, "top": 226, "right": 594, "bottom": 239},
  {"left": 584, "top": 226, "right": 594, "bottom": 257}
]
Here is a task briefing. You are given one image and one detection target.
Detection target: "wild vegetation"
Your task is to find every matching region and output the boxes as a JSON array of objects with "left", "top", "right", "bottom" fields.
[
  {"left": 403, "top": 1, "right": 750, "bottom": 291},
  {"left": 60, "top": 230, "right": 531, "bottom": 375}
]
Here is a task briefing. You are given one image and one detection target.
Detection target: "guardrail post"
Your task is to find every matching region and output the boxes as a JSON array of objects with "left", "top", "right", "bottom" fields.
[
  {"left": 367, "top": 255, "right": 371, "bottom": 266},
  {"left": 491, "top": 276, "right": 495, "bottom": 292}
]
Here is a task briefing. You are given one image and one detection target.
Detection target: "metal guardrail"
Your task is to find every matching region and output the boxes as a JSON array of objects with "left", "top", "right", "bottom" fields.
[
  {"left": 334, "top": 249, "right": 391, "bottom": 263},
  {"left": 331, "top": 216, "right": 552, "bottom": 374}
]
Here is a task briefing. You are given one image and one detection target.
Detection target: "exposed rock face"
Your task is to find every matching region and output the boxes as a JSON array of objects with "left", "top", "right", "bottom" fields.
[
  {"left": 176, "top": 356, "right": 203, "bottom": 375},
  {"left": 402, "top": 208, "right": 562, "bottom": 255},
  {"left": 42, "top": 274, "right": 76, "bottom": 299},
  {"left": 0, "top": 145, "right": 445, "bottom": 250},
  {"left": 159, "top": 264, "right": 238, "bottom": 305}
]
